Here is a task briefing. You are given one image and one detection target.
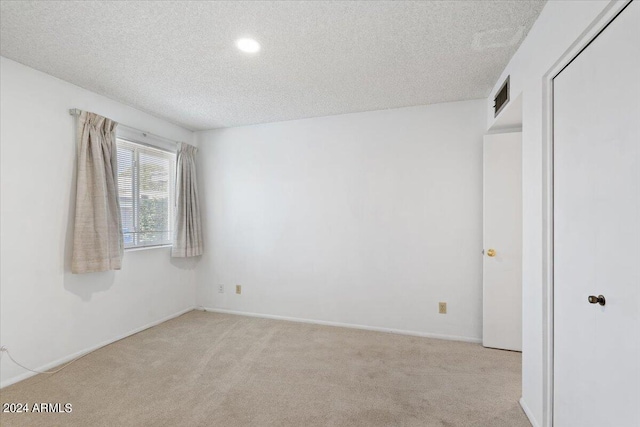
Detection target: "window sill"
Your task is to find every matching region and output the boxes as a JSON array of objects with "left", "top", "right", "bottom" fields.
[{"left": 124, "top": 244, "right": 172, "bottom": 253}]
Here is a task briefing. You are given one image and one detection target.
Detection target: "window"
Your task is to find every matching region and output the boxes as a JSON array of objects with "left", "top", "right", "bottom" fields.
[{"left": 116, "top": 139, "right": 176, "bottom": 249}]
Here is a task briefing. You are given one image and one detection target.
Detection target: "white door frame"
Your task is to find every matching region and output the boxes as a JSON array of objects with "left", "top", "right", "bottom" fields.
[{"left": 541, "top": 1, "right": 633, "bottom": 425}]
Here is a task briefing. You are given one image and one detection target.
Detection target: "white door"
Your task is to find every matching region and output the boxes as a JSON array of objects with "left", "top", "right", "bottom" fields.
[
  {"left": 553, "top": 2, "right": 640, "bottom": 426},
  {"left": 483, "top": 132, "right": 522, "bottom": 351}
]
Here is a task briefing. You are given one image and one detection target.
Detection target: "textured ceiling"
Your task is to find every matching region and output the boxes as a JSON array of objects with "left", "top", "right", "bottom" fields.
[{"left": 0, "top": 1, "right": 545, "bottom": 130}]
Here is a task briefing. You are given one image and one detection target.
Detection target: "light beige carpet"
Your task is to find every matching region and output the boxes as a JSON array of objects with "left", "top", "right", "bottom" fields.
[{"left": 0, "top": 311, "right": 530, "bottom": 427}]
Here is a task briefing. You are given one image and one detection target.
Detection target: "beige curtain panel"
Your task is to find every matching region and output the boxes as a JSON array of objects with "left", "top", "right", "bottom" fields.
[
  {"left": 172, "top": 142, "right": 203, "bottom": 257},
  {"left": 71, "top": 111, "right": 123, "bottom": 273}
]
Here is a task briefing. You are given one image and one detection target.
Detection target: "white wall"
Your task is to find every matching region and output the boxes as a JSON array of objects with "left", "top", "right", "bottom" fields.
[
  {"left": 485, "top": 1, "right": 613, "bottom": 426},
  {"left": 0, "top": 57, "right": 197, "bottom": 387},
  {"left": 195, "top": 99, "right": 486, "bottom": 341}
]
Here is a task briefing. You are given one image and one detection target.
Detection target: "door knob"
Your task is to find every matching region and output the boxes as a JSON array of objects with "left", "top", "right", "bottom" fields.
[
  {"left": 588, "top": 295, "right": 606, "bottom": 306},
  {"left": 486, "top": 249, "right": 496, "bottom": 257}
]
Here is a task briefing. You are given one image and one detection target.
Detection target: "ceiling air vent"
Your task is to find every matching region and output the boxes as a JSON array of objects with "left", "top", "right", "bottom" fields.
[{"left": 494, "top": 76, "right": 510, "bottom": 117}]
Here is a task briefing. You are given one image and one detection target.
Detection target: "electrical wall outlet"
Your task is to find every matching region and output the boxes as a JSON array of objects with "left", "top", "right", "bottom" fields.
[
  {"left": 439, "top": 302, "right": 447, "bottom": 314},
  {"left": 236, "top": 285, "right": 242, "bottom": 294},
  {"left": 218, "top": 284, "right": 224, "bottom": 293}
]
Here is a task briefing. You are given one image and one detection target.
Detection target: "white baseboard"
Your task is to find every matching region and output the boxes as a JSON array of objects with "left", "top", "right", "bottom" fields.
[
  {"left": 201, "top": 307, "right": 482, "bottom": 344},
  {"left": 519, "top": 397, "right": 540, "bottom": 427},
  {"left": 0, "top": 306, "right": 196, "bottom": 389}
]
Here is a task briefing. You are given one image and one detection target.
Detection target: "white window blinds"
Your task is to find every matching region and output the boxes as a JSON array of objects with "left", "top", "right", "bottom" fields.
[{"left": 116, "top": 139, "right": 176, "bottom": 249}]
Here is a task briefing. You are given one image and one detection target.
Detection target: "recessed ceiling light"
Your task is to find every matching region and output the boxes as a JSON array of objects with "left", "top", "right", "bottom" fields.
[{"left": 236, "top": 38, "right": 261, "bottom": 54}]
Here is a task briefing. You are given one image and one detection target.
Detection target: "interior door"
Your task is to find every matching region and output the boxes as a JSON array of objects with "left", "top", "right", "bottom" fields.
[
  {"left": 483, "top": 132, "right": 522, "bottom": 351},
  {"left": 553, "top": 2, "right": 640, "bottom": 426}
]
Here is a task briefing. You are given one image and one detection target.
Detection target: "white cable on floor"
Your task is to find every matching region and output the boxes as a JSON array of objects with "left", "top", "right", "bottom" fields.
[{"left": 1, "top": 347, "right": 91, "bottom": 375}]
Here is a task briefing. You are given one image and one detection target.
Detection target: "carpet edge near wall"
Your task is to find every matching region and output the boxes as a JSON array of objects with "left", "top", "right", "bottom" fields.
[
  {"left": 0, "top": 306, "right": 197, "bottom": 389},
  {"left": 200, "top": 307, "right": 482, "bottom": 344},
  {"left": 519, "top": 397, "right": 538, "bottom": 427}
]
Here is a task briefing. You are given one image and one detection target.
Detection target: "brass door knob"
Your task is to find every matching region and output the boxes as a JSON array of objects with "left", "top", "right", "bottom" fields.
[
  {"left": 486, "top": 249, "right": 496, "bottom": 257},
  {"left": 588, "top": 295, "right": 606, "bottom": 306}
]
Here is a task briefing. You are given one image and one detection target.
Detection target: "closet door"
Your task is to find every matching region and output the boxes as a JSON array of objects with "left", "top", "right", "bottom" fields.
[{"left": 553, "top": 2, "right": 640, "bottom": 426}]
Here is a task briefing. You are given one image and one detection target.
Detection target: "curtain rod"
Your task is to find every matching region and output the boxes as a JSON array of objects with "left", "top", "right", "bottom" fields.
[{"left": 69, "top": 108, "right": 180, "bottom": 147}]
